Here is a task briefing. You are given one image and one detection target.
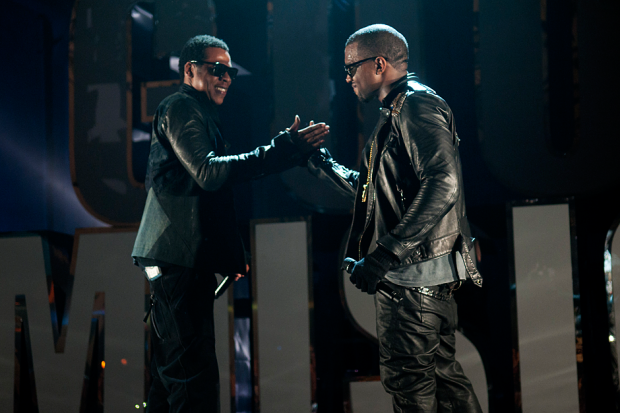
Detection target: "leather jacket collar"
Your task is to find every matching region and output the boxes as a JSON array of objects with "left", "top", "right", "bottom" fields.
[
  {"left": 179, "top": 83, "right": 221, "bottom": 127},
  {"left": 381, "top": 73, "right": 414, "bottom": 108}
]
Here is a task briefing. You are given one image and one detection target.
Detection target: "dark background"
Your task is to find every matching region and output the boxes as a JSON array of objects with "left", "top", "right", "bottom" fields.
[{"left": 1, "top": 0, "right": 619, "bottom": 411}]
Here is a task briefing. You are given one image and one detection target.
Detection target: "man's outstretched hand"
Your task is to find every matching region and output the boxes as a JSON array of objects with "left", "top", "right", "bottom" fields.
[{"left": 287, "top": 115, "right": 329, "bottom": 154}]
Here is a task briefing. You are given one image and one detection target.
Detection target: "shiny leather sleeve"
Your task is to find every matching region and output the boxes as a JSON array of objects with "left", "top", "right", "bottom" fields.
[
  {"left": 377, "top": 93, "right": 460, "bottom": 261},
  {"left": 307, "top": 148, "right": 359, "bottom": 201},
  {"left": 162, "top": 97, "right": 298, "bottom": 191}
]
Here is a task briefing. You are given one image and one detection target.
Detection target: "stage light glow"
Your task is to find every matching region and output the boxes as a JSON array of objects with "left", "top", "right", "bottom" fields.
[
  {"left": 101, "top": 361, "right": 105, "bottom": 369},
  {"left": 121, "top": 358, "right": 128, "bottom": 365},
  {"left": 132, "top": 128, "right": 150, "bottom": 143},
  {"left": 610, "top": 335, "right": 616, "bottom": 343},
  {"left": 169, "top": 56, "right": 180, "bottom": 73}
]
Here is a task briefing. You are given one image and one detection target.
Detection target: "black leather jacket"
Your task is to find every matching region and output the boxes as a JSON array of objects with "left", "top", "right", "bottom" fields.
[
  {"left": 132, "top": 84, "right": 300, "bottom": 272},
  {"left": 309, "top": 75, "right": 481, "bottom": 285}
]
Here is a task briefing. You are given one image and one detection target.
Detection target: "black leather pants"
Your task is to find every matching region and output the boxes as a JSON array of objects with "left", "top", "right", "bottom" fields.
[
  {"left": 146, "top": 266, "right": 220, "bottom": 413},
  {"left": 376, "top": 282, "right": 482, "bottom": 413}
]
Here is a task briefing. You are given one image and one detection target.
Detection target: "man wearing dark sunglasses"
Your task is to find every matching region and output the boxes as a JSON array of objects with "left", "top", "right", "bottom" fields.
[
  {"left": 186, "top": 55, "right": 238, "bottom": 106},
  {"left": 308, "top": 25, "right": 482, "bottom": 412},
  {"left": 132, "top": 34, "right": 328, "bottom": 412}
]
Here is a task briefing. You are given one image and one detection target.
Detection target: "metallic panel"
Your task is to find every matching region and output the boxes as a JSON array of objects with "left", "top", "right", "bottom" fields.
[
  {"left": 347, "top": 378, "right": 392, "bottom": 413},
  {"left": 67, "top": 229, "right": 145, "bottom": 412},
  {"left": 455, "top": 331, "right": 489, "bottom": 413},
  {"left": 511, "top": 202, "right": 580, "bottom": 412},
  {"left": 214, "top": 276, "right": 234, "bottom": 413},
  {"left": 251, "top": 219, "right": 315, "bottom": 412},
  {"left": 605, "top": 219, "right": 620, "bottom": 398},
  {"left": 0, "top": 235, "right": 52, "bottom": 411}
]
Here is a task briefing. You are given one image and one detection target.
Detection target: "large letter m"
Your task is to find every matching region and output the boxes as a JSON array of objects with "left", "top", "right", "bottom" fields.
[{"left": 0, "top": 229, "right": 144, "bottom": 412}]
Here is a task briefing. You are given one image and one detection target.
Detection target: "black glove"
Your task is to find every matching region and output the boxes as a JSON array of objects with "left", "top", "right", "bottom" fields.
[{"left": 343, "top": 247, "right": 395, "bottom": 294}]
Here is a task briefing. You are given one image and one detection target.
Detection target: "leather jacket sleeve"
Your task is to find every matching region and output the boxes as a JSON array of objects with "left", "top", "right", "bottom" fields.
[
  {"left": 162, "top": 97, "right": 299, "bottom": 191},
  {"left": 307, "top": 148, "right": 359, "bottom": 201},
  {"left": 377, "top": 93, "right": 460, "bottom": 261}
]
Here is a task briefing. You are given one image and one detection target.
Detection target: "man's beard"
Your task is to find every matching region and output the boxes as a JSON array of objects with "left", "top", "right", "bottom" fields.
[
  {"left": 356, "top": 91, "right": 373, "bottom": 103},
  {"left": 355, "top": 88, "right": 376, "bottom": 103}
]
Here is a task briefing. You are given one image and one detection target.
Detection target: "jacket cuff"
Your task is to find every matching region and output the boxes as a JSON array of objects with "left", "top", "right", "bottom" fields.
[
  {"left": 271, "top": 130, "right": 294, "bottom": 148},
  {"left": 367, "top": 247, "right": 396, "bottom": 269},
  {"left": 307, "top": 147, "right": 330, "bottom": 171},
  {"left": 376, "top": 234, "right": 410, "bottom": 263},
  {"left": 272, "top": 130, "right": 305, "bottom": 165}
]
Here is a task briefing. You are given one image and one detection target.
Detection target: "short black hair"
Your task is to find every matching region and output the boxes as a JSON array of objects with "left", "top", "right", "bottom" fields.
[
  {"left": 345, "top": 24, "right": 408, "bottom": 70},
  {"left": 178, "top": 35, "right": 229, "bottom": 79}
]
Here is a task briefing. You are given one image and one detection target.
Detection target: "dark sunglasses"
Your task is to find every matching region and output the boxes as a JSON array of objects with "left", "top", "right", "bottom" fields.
[
  {"left": 191, "top": 60, "right": 238, "bottom": 80},
  {"left": 344, "top": 56, "right": 378, "bottom": 77}
]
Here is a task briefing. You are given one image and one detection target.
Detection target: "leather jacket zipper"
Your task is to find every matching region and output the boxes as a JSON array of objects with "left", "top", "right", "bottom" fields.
[
  {"left": 358, "top": 111, "right": 391, "bottom": 260},
  {"left": 357, "top": 142, "right": 390, "bottom": 260},
  {"left": 359, "top": 191, "right": 376, "bottom": 260},
  {"left": 396, "top": 184, "right": 405, "bottom": 210}
]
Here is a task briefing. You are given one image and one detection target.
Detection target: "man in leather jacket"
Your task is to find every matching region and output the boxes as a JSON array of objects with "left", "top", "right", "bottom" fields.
[
  {"left": 132, "top": 35, "right": 328, "bottom": 412},
  {"left": 308, "top": 25, "right": 482, "bottom": 412}
]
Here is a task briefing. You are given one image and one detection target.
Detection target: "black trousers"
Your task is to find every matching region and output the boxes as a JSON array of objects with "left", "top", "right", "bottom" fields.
[
  {"left": 376, "top": 282, "right": 482, "bottom": 413},
  {"left": 146, "top": 266, "right": 220, "bottom": 413}
]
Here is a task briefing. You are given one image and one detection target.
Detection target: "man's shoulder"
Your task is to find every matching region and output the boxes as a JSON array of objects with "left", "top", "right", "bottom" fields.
[
  {"left": 406, "top": 79, "right": 436, "bottom": 95},
  {"left": 403, "top": 80, "right": 445, "bottom": 103},
  {"left": 398, "top": 81, "right": 449, "bottom": 115},
  {"left": 159, "top": 89, "right": 199, "bottom": 111},
  {"left": 389, "top": 81, "right": 453, "bottom": 131},
  {"left": 155, "top": 90, "right": 203, "bottom": 121}
]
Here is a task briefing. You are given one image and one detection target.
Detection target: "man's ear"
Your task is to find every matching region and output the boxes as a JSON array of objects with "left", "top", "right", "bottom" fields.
[
  {"left": 375, "top": 57, "right": 387, "bottom": 75},
  {"left": 184, "top": 61, "right": 194, "bottom": 78}
]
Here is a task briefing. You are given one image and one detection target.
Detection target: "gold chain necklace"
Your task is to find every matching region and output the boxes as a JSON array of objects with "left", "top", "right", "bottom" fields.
[{"left": 361, "top": 138, "right": 376, "bottom": 202}]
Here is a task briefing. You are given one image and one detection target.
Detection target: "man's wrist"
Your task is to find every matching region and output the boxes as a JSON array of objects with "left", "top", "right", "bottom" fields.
[{"left": 367, "top": 246, "right": 396, "bottom": 272}]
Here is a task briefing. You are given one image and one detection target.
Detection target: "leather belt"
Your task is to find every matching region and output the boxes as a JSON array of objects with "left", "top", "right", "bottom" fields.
[{"left": 409, "top": 281, "right": 461, "bottom": 301}]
